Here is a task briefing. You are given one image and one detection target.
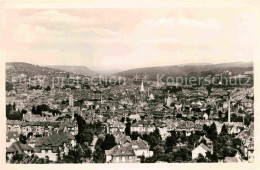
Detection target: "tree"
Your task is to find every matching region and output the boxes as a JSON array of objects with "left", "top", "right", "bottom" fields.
[
  {"left": 21, "top": 109, "right": 27, "bottom": 115},
  {"left": 220, "top": 124, "right": 228, "bottom": 135},
  {"left": 45, "top": 86, "right": 51, "bottom": 91},
  {"left": 27, "top": 132, "right": 33, "bottom": 139},
  {"left": 174, "top": 148, "right": 192, "bottom": 162},
  {"left": 6, "top": 82, "right": 13, "bottom": 91},
  {"left": 13, "top": 102, "right": 16, "bottom": 111},
  {"left": 93, "top": 149, "right": 105, "bottom": 163},
  {"left": 10, "top": 153, "right": 24, "bottom": 163},
  {"left": 165, "top": 136, "right": 176, "bottom": 150},
  {"left": 125, "top": 121, "right": 131, "bottom": 136},
  {"left": 81, "top": 142, "right": 92, "bottom": 159},
  {"left": 153, "top": 128, "right": 161, "bottom": 140},
  {"left": 130, "top": 131, "right": 140, "bottom": 140},
  {"left": 7, "top": 110, "right": 23, "bottom": 120},
  {"left": 180, "top": 134, "right": 188, "bottom": 143},
  {"left": 142, "top": 132, "right": 161, "bottom": 150},
  {"left": 153, "top": 145, "right": 165, "bottom": 157},
  {"left": 32, "top": 105, "right": 36, "bottom": 114},
  {"left": 200, "top": 138, "right": 207, "bottom": 146},
  {"left": 232, "top": 138, "right": 242, "bottom": 149},
  {"left": 77, "top": 129, "right": 93, "bottom": 145},
  {"left": 101, "top": 134, "right": 116, "bottom": 151},
  {"left": 207, "top": 123, "right": 218, "bottom": 141},
  {"left": 36, "top": 106, "right": 42, "bottom": 115},
  {"left": 19, "top": 134, "right": 27, "bottom": 144},
  {"left": 197, "top": 153, "right": 208, "bottom": 163}
]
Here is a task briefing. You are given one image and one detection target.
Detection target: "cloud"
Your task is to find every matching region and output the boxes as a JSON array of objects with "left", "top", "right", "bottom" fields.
[
  {"left": 13, "top": 24, "right": 48, "bottom": 43},
  {"left": 4, "top": 9, "right": 257, "bottom": 69},
  {"left": 128, "top": 17, "right": 223, "bottom": 46},
  {"left": 10, "top": 10, "right": 123, "bottom": 44}
]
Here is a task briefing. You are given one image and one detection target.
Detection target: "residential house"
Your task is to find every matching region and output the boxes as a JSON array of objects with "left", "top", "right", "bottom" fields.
[
  {"left": 6, "top": 131, "right": 19, "bottom": 148},
  {"left": 34, "top": 132, "right": 76, "bottom": 162},
  {"left": 105, "top": 137, "right": 153, "bottom": 163},
  {"left": 131, "top": 120, "right": 155, "bottom": 134},
  {"left": 192, "top": 143, "right": 212, "bottom": 160},
  {"left": 6, "top": 141, "right": 34, "bottom": 161},
  {"left": 59, "top": 120, "right": 78, "bottom": 136},
  {"left": 107, "top": 121, "right": 126, "bottom": 133},
  {"left": 223, "top": 151, "right": 243, "bottom": 163}
]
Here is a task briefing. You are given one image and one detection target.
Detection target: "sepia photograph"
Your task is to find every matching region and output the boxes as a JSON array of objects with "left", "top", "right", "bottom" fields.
[{"left": 0, "top": 0, "right": 259, "bottom": 168}]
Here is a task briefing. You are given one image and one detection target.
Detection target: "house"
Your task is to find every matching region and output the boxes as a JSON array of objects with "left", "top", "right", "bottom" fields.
[
  {"left": 235, "top": 123, "right": 254, "bottom": 161},
  {"left": 131, "top": 120, "right": 155, "bottom": 134},
  {"left": 34, "top": 132, "right": 76, "bottom": 162},
  {"left": 223, "top": 151, "right": 243, "bottom": 163},
  {"left": 129, "top": 113, "right": 141, "bottom": 122},
  {"left": 6, "top": 120, "right": 23, "bottom": 134},
  {"left": 248, "top": 143, "right": 254, "bottom": 163},
  {"left": 6, "top": 141, "right": 34, "bottom": 161},
  {"left": 107, "top": 121, "right": 126, "bottom": 133},
  {"left": 203, "top": 113, "right": 208, "bottom": 120},
  {"left": 27, "top": 135, "right": 37, "bottom": 148},
  {"left": 157, "top": 125, "right": 171, "bottom": 141},
  {"left": 126, "top": 137, "right": 153, "bottom": 158},
  {"left": 105, "top": 145, "right": 139, "bottom": 163},
  {"left": 6, "top": 131, "right": 19, "bottom": 148},
  {"left": 59, "top": 120, "right": 78, "bottom": 136},
  {"left": 192, "top": 143, "right": 212, "bottom": 160},
  {"left": 105, "top": 137, "right": 153, "bottom": 163},
  {"left": 198, "top": 135, "right": 213, "bottom": 150},
  {"left": 112, "top": 131, "right": 132, "bottom": 145}
]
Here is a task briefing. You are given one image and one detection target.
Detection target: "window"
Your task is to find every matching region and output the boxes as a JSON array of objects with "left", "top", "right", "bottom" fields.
[{"left": 45, "top": 150, "right": 48, "bottom": 154}]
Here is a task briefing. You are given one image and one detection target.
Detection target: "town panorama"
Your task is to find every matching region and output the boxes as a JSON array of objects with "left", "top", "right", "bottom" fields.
[
  {"left": 5, "top": 62, "right": 254, "bottom": 163},
  {"left": 3, "top": 5, "right": 256, "bottom": 165}
]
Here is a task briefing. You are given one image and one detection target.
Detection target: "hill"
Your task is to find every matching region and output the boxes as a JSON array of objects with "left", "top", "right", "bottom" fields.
[
  {"left": 116, "top": 62, "right": 253, "bottom": 81},
  {"left": 5, "top": 62, "right": 82, "bottom": 82},
  {"left": 47, "top": 65, "right": 97, "bottom": 76}
]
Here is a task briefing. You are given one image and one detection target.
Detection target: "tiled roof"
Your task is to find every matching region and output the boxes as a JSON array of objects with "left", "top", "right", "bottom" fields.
[
  {"left": 194, "top": 143, "right": 211, "bottom": 152},
  {"left": 128, "top": 138, "right": 149, "bottom": 150},
  {"left": 7, "top": 131, "right": 19, "bottom": 139},
  {"left": 105, "top": 145, "right": 135, "bottom": 157},
  {"left": 34, "top": 132, "right": 75, "bottom": 152},
  {"left": 58, "top": 120, "right": 76, "bottom": 131},
  {"left": 224, "top": 157, "right": 238, "bottom": 163},
  {"left": 6, "top": 141, "right": 33, "bottom": 154}
]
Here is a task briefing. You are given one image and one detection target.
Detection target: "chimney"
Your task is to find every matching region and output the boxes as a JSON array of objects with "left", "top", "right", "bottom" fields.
[{"left": 228, "top": 97, "right": 231, "bottom": 124}]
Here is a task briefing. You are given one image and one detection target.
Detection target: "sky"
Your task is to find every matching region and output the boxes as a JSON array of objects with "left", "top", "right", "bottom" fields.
[{"left": 2, "top": 5, "right": 259, "bottom": 70}]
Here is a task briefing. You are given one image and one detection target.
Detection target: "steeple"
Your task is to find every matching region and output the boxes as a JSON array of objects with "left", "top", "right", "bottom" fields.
[
  {"left": 69, "top": 94, "right": 74, "bottom": 107},
  {"left": 140, "top": 80, "right": 145, "bottom": 92},
  {"left": 100, "top": 92, "right": 103, "bottom": 104},
  {"left": 124, "top": 113, "right": 127, "bottom": 124}
]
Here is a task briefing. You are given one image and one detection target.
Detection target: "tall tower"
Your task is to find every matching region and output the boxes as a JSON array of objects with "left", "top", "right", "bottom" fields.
[
  {"left": 69, "top": 94, "right": 74, "bottom": 107},
  {"left": 71, "top": 108, "right": 75, "bottom": 120},
  {"left": 140, "top": 80, "right": 145, "bottom": 92},
  {"left": 100, "top": 92, "right": 103, "bottom": 104},
  {"left": 51, "top": 81, "right": 55, "bottom": 90},
  {"left": 228, "top": 96, "right": 231, "bottom": 124},
  {"left": 124, "top": 113, "right": 127, "bottom": 124},
  {"left": 167, "top": 96, "right": 172, "bottom": 107},
  {"left": 140, "top": 80, "right": 146, "bottom": 102}
]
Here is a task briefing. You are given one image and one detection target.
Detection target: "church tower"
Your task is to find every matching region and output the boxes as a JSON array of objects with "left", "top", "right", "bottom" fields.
[
  {"left": 69, "top": 94, "right": 74, "bottom": 107},
  {"left": 140, "top": 80, "right": 146, "bottom": 102},
  {"left": 140, "top": 80, "right": 145, "bottom": 92},
  {"left": 228, "top": 96, "right": 231, "bottom": 124}
]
